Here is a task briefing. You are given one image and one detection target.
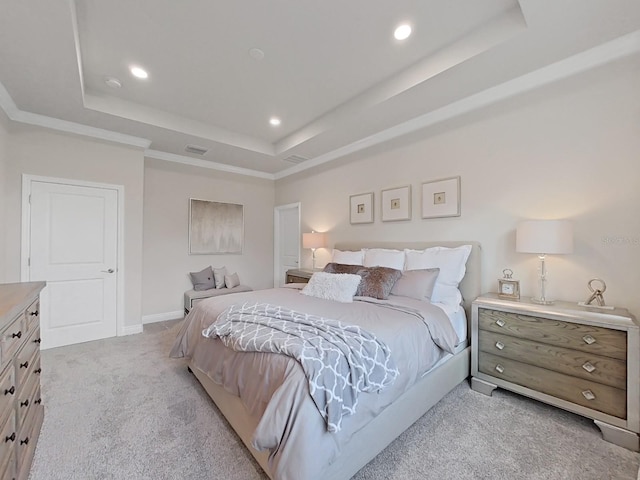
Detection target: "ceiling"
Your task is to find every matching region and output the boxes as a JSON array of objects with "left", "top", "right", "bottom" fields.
[{"left": 1, "top": 0, "right": 639, "bottom": 178}]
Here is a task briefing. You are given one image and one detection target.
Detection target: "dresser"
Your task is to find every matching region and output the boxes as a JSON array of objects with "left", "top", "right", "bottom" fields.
[
  {"left": 0, "top": 282, "right": 45, "bottom": 480},
  {"left": 471, "top": 293, "right": 639, "bottom": 451},
  {"left": 285, "top": 269, "right": 314, "bottom": 284}
]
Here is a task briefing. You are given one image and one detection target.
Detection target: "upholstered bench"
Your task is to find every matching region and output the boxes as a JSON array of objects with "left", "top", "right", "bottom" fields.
[{"left": 184, "top": 285, "right": 253, "bottom": 315}]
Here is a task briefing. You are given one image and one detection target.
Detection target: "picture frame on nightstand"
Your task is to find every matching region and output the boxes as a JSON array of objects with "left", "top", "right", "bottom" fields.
[{"left": 498, "top": 269, "right": 520, "bottom": 299}]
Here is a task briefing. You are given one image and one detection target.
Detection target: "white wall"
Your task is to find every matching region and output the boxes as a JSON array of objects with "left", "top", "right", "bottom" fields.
[
  {"left": 0, "top": 117, "right": 7, "bottom": 283},
  {"left": 3, "top": 125, "right": 145, "bottom": 327},
  {"left": 276, "top": 60, "right": 640, "bottom": 317},
  {"left": 142, "top": 158, "right": 275, "bottom": 317}
]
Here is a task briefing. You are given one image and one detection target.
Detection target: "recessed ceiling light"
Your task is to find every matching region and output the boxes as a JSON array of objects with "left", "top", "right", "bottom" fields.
[
  {"left": 104, "top": 76, "right": 122, "bottom": 89},
  {"left": 249, "top": 48, "right": 265, "bottom": 61},
  {"left": 394, "top": 24, "right": 412, "bottom": 40},
  {"left": 269, "top": 117, "right": 281, "bottom": 126},
  {"left": 130, "top": 66, "right": 148, "bottom": 79}
]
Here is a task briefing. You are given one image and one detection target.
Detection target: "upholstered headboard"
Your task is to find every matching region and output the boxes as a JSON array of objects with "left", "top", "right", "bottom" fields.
[{"left": 333, "top": 241, "right": 481, "bottom": 319}]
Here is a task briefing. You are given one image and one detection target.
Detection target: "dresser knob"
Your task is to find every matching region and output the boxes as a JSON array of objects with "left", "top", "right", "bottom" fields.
[
  {"left": 582, "top": 335, "right": 596, "bottom": 345},
  {"left": 5, "top": 432, "right": 15, "bottom": 443},
  {"left": 29, "top": 310, "right": 39, "bottom": 316},
  {"left": 495, "top": 319, "right": 506, "bottom": 327},
  {"left": 11, "top": 331, "right": 22, "bottom": 339},
  {"left": 34, "top": 398, "right": 42, "bottom": 405},
  {"left": 582, "top": 389, "right": 596, "bottom": 401},
  {"left": 20, "top": 361, "right": 29, "bottom": 369},
  {"left": 20, "top": 437, "right": 29, "bottom": 446},
  {"left": 34, "top": 338, "right": 42, "bottom": 344},
  {"left": 20, "top": 399, "right": 29, "bottom": 407},
  {"left": 495, "top": 364, "right": 505, "bottom": 374},
  {"left": 495, "top": 341, "right": 505, "bottom": 350},
  {"left": 34, "top": 368, "right": 42, "bottom": 374},
  {"left": 4, "top": 386, "right": 15, "bottom": 395},
  {"left": 582, "top": 362, "right": 596, "bottom": 373}
]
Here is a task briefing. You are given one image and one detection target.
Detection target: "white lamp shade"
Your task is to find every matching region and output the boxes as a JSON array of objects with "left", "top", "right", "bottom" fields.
[
  {"left": 516, "top": 220, "right": 573, "bottom": 254},
  {"left": 302, "top": 232, "right": 327, "bottom": 249}
]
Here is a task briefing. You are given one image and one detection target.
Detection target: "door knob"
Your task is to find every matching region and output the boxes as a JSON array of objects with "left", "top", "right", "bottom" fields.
[{"left": 101, "top": 268, "right": 115, "bottom": 273}]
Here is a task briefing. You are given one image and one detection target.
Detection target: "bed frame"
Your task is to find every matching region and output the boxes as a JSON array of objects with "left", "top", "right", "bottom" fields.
[{"left": 189, "top": 241, "right": 481, "bottom": 480}]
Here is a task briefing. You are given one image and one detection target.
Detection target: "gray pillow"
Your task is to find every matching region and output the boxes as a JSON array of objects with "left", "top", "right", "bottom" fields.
[
  {"left": 390, "top": 268, "right": 440, "bottom": 301},
  {"left": 189, "top": 266, "right": 215, "bottom": 291},
  {"left": 213, "top": 266, "right": 227, "bottom": 289}
]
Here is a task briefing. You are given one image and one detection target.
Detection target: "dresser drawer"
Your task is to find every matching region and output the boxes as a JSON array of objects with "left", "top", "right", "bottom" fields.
[
  {"left": 16, "top": 404, "right": 43, "bottom": 479},
  {"left": 0, "top": 364, "right": 16, "bottom": 416},
  {"left": 0, "top": 444, "right": 15, "bottom": 480},
  {"left": 478, "top": 308, "right": 627, "bottom": 360},
  {"left": 0, "top": 411, "right": 16, "bottom": 475},
  {"left": 14, "top": 328, "right": 40, "bottom": 389},
  {"left": 16, "top": 370, "right": 40, "bottom": 431},
  {"left": 479, "top": 351, "right": 626, "bottom": 418},
  {"left": 23, "top": 300, "right": 40, "bottom": 334},
  {"left": 0, "top": 315, "right": 26, "bottom": 370},
  {"left": 478, "top": 330, "right": 627, "bottom": 390}
]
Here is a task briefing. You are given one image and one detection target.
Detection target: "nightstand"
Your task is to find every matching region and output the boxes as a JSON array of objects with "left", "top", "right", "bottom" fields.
[
  {"left": 285, "top": 269, "right": 314, "bottom": 284},
  {"left": 471, "top": 293, "right": 639, "bottom": 451}
]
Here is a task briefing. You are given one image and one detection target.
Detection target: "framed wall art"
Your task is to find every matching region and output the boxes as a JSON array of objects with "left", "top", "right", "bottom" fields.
[
  {"left": 421, "top": 176, "right": 461, "bottom": 219},
  {"left": 189, "top": 198, "right": 244, "bottom": 254},
  {"left": 349, "top": 192, "right": 374, "bottom": 224},
  {"left": 381, "top": 185, "right": 411, "bottom": 222}
]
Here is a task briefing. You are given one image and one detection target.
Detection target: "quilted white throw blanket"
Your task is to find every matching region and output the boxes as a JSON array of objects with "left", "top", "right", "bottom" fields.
[{"left": 202, "top": 302, "right": 399, "bottom": 433}]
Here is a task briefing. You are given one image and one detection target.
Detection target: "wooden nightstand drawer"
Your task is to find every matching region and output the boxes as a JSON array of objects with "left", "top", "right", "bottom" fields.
[
  {"left": 0, "top": 411, "right": 16, "bottom": 473},
  {"left": 479, "top": 352, "right": 626, "bottom": 418},
  {"left": 478, "top": 308, "right": 627, "bottom": 360},
  {"left": 478, "top": 330, "right": 627, "bottom": 390}
]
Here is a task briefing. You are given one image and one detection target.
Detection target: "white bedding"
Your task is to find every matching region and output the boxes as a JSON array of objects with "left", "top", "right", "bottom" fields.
[{"left": 433, "top": 301, "right": 468, "bottom": 345}]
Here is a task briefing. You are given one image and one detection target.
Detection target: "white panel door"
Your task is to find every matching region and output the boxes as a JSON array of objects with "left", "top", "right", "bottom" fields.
[
  {"left": 275, "top": 204, "right": 300, "bottom": 287},
  {"left": 29, "top": 181, "right": 118, "bottom": 349}
]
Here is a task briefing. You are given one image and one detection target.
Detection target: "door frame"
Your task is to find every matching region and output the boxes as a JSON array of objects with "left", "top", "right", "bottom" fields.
[
  {"left": 273, "top": 202, "right": 301, "bottom": 287},
  {"left": 20, "top": 174, "right": 126, "bottom": 337}
]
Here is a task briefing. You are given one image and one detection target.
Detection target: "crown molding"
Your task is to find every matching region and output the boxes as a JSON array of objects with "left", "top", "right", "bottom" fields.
[
  {"left": 274, "top": 29, "right": 640, "bottom": 180},
  {"left": 145, "top": 149, "right": 275, "bottom": 180}
]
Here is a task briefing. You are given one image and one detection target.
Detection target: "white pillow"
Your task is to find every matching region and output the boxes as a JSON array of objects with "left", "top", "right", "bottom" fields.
[
  {"left": 224, "top": 272, "right": 240, "bottom": 288},
  {"left": 363, "top": 248, "right": 405, "bottom": 271},
  {"left": 404, "top": 245, "right": 472, "bottom": 306},
  {"left": 213, "top": 266, "right": 227, "bottom": 289},
  {"left": 331, "top": 249, "right": 364, "bottom": 266},
  {"left": 301, "top": 272, "right": 361, "bottom": 303}
]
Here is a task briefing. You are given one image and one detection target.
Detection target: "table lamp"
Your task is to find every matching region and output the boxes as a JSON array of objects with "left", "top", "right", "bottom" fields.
[
  {"left": 302, "top": 231, "right": 327, "bottom": 270},
  {"left": 516, "top": 219, "right": 573, "bottom": 304}
]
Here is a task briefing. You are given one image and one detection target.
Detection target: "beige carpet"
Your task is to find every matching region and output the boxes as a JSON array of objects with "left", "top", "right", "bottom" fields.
[{"left": 29, "top": 319, "right": 640, "bottom": 480}]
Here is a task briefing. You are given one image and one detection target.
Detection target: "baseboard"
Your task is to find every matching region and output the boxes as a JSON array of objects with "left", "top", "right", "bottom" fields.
[
  {"left": 142, "top": 310, "right": 184, "bottom": 324},
  {"left": 120, "top": 324, "right": 143, "bottom": 336}
]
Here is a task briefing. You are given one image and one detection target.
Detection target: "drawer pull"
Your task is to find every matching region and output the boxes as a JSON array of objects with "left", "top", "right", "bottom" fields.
[
  {"left": 495, "top": 319, "right": 506, "bottom": 327},
  {"left": 29, "top": 310, "right": 39, "bottom": 316},
  {"left": 495, "top": 364, "right": 505, "bottom": 374},
  {"left": 34, "top": 338, "right": 42, "bottom": 344},
  {"left": 4, "top": 386, "right": 15, "bottom": 395},
  {"left": 34, "top": 368, "right": 42, "bottom": 374},
  {"left": 20, "top": 437, "right": 29, "bottom": 446},
  {"left": 582, "top": 362, "right": 596, "bottom": 373},
  {"left": 20, "top": 399, "right": 29, "bottom": 407},
  {"left": 582, "top": 335, "right": 596, "bottom": 345},
  {"left": 5, "top": 432, "right": 15, "bottom": 443},
  {"left": 20, "top": 361, "right": 29, "bottom": 369},
  {"left": 11, "top": 331, "right": 22, "bottom": 339},
  {"left": 34, "top": 398, "right": 42, "bottom": 405},
  {"left": 582, "top": 390, "right": 596, "bottom": 401},
  {"left": 495, "top": 341, "right": 505, "bottom": 350}
]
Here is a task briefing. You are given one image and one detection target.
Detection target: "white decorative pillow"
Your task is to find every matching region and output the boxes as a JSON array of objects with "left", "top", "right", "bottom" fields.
[
  {"left": 213, "top": 266, "right": 228, "bottom": 289},
  {"left": 224, "top": 272, "right": 240, "bottom": 288},
  {"left": 363, "top": 248, "right": 405, "bottom": 271},
  {"left": 331, "top": 249, "right": 364, "bottom": 266},
  {"left": 301, "top": 272, "right": 361, "bottom": 303},
  {"left": 404, "top": 245, "right": 472, "bottom": 306}
]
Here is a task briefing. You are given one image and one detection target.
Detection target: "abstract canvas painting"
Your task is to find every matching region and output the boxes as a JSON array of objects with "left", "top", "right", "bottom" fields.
[{"left": 189, "top": 199, "right": 244, "bottom": 254}]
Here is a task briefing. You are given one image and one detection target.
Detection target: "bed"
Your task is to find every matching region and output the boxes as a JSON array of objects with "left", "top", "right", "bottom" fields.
[{"left": 170, "top": 241, "right": 481, "bottom": 480}]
